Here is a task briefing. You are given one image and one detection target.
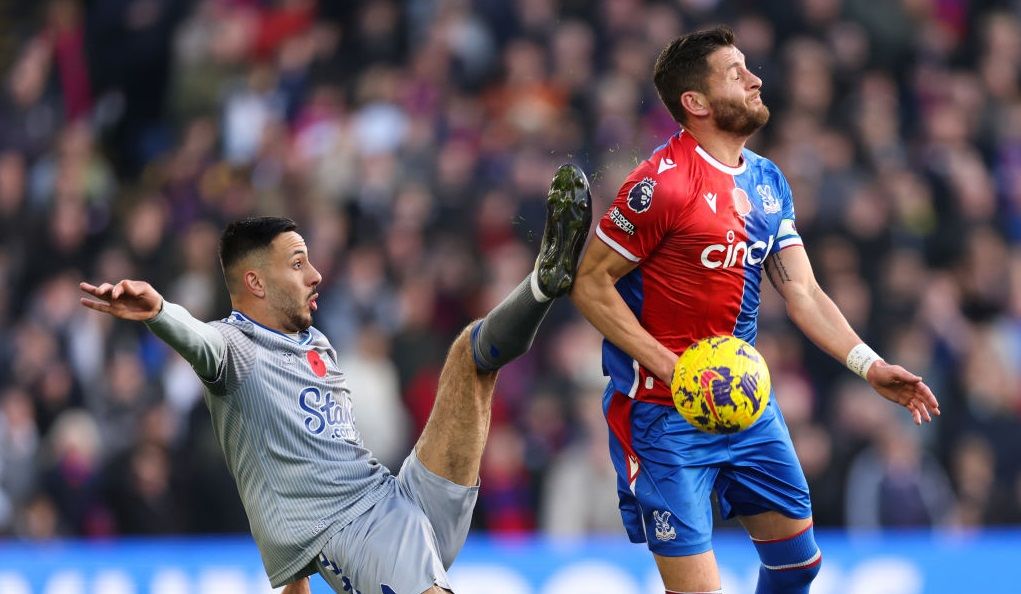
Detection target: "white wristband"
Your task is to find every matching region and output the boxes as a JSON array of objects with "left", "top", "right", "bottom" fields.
[{"left": 846, "top": 343, "right": 882, "bottom": 380}]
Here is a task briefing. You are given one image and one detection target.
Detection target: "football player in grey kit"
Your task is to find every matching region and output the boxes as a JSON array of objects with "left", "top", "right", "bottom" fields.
[{"left": 79, "top": 165, "right": 592, "bottom": 594}]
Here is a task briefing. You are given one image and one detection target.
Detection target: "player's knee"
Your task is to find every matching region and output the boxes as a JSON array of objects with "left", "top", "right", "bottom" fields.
[{"left": 752, "top": 524, "right": 821, "bottom": 594}]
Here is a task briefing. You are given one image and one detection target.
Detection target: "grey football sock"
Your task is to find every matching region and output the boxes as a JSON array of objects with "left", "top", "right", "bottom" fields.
[{"left": 470, "top": 273, "right": 553, "bottom": 372}]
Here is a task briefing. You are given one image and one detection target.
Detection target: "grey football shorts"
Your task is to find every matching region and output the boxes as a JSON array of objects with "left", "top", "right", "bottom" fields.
[{"left": 315, "top": 450, "right": 479, "bottom": 594}]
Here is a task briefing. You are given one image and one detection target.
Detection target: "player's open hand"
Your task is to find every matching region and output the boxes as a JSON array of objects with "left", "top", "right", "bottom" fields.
[
  {"left": 866, "top": 361, "right": 940, "bottom": 425},
  {"left": 80, "top": 280, "right": 163, "bottom": 321}
]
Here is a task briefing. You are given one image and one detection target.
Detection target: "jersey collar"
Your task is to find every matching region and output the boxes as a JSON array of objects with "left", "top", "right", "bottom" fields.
[
  {"left": 679, "top": 130, "right": 748, "bottom": 175},
  {"left": 231, "top": 310, "right": 314, "bottom": 345}
]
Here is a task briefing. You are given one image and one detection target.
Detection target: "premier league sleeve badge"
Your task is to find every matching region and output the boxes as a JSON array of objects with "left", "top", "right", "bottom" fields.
[{"left": 627, "top": 177, "right": 656, "bottom": 213}]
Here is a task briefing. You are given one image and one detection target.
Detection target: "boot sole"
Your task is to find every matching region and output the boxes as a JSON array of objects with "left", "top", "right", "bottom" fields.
[{"left": 535, "top": 164, "right": 593, "bottom": 297}]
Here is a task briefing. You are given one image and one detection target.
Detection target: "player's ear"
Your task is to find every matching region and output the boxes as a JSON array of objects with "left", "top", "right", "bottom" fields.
[
  {"left": 243, "top": 269, "right": 266, "bottom": 298},
  {"left": 681, "top": 91, "right": 709, "bottom": 118}
]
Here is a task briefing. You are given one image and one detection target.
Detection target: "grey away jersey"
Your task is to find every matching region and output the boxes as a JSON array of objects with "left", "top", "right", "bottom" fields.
[{"left": 152, "top": 306, "right": 391, "bottom": 587}]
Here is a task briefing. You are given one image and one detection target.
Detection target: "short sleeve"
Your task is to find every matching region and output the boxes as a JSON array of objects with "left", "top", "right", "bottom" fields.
[
  {"left": 596, "top": 168, "right": 675, "bottom": 262},
  {"left": 771, "top": 170, "right": 803, "bottom": 254}
]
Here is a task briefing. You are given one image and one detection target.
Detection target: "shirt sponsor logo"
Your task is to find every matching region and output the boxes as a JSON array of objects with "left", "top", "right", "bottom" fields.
[
  {"left": 299, "top": 386, "right": 359, "bottom": 441},
  {"left": 627, "top": 177, "right": 656, "bottom": 213},
  {"left": 756, "top": 184, "right": 781, "bottom": 214},
  {"left": 700, "top": 229, "right": 776, "bottom": 269},
  {"left": 609, "top": 206, "right": 636, "bottom": 235}
]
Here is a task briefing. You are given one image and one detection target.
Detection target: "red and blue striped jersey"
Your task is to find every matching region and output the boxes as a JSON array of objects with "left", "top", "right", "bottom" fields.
[{"left": 596, "top": 131, "right": 802, "bottom": 406}]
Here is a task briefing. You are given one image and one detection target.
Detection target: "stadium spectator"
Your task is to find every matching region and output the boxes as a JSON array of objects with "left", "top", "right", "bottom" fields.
[{"left": 845, "top": 420, "right": 957, "bottom": 531}]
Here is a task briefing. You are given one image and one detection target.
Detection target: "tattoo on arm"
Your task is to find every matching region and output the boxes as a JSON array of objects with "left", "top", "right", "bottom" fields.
[
  {"left": 764, "top": 253, "right": 791, "bottom": 291},
  {"left": 764, "top": 259, "right": 779, "bottom": 291}
]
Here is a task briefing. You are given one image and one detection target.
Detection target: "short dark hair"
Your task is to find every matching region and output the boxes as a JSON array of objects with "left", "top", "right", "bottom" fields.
[
  {"left": 653, "top": 25, "right": 735, "bottom": 125},
  {"left": 219, "top": 217, "right": 298, "bottom": 288}
]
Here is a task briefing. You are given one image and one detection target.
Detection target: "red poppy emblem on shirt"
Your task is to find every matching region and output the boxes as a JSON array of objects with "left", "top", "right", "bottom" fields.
[
  {"left": 732, "top": 187, "right": 752, "bottom": 217},
  {"left": 306, "top": 350, "right": 327, "bottom": 377}
]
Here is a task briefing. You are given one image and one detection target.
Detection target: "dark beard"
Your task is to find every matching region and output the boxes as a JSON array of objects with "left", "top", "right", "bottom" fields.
[
  {"left": 711, "top": 95, "right": 770, "bottom": 136},
  {"left": 271, "top": 290, "right": 313, "bottom": 332},
  {"left": 283, "top": 300, "right": 310, "bottom": 332},
  {"left": 286, "top": 307, "right": 312, "bottom": 332}
]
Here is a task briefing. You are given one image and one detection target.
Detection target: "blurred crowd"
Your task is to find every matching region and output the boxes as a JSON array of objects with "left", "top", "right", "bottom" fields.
[{"left": 1, "top": 0, "right": 1021, "bottom": 542}]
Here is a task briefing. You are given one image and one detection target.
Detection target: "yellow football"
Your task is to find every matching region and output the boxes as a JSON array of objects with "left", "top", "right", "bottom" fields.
[{"left": 670, "top": 335, "right": 771, "bottom": 433}]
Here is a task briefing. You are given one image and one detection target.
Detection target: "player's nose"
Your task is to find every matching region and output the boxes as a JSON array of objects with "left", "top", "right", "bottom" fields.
[
  {"left": 308, "top": 264, "right": 322, "bottom": 286},
  {"left": 747, "top": 69, "right": 762, "bottom": 90}
]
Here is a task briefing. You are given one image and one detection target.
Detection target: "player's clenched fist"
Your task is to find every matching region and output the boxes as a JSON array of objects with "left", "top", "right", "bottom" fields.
[{"left": 79, "top": 280, "right": 163, "bottom": 321}]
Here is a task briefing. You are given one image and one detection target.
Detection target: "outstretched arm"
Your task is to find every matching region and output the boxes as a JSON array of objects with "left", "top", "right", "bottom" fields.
[
  {"left": 763, "top": 246, "right": 940, "bottom": 425},
  {"left": 80, "top": 280, "right": 226, "bottom": 381},
  {"left": 570, "top": 240, "right": 678, "bottom": 384}
]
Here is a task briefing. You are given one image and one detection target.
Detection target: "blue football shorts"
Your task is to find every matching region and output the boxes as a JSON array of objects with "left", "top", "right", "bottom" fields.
[{"left": 604, "top": 385, "right": 812, "bottom": 556}]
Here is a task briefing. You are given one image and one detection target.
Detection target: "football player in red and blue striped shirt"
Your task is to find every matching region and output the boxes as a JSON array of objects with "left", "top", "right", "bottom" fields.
[{"left": 572, "top": 25, "right": 940, "bottom": 594}]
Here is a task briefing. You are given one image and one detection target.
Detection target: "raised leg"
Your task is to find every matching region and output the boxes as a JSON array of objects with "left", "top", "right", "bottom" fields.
[
  {"left": 414, "top": 164, "right": 592, "bottom": 486},
  {"left": 470, "top": 163, "right": 592, "bottom": 371},
  {"left": 414, "top": 326, "right": 498, "bottom": 486}
]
